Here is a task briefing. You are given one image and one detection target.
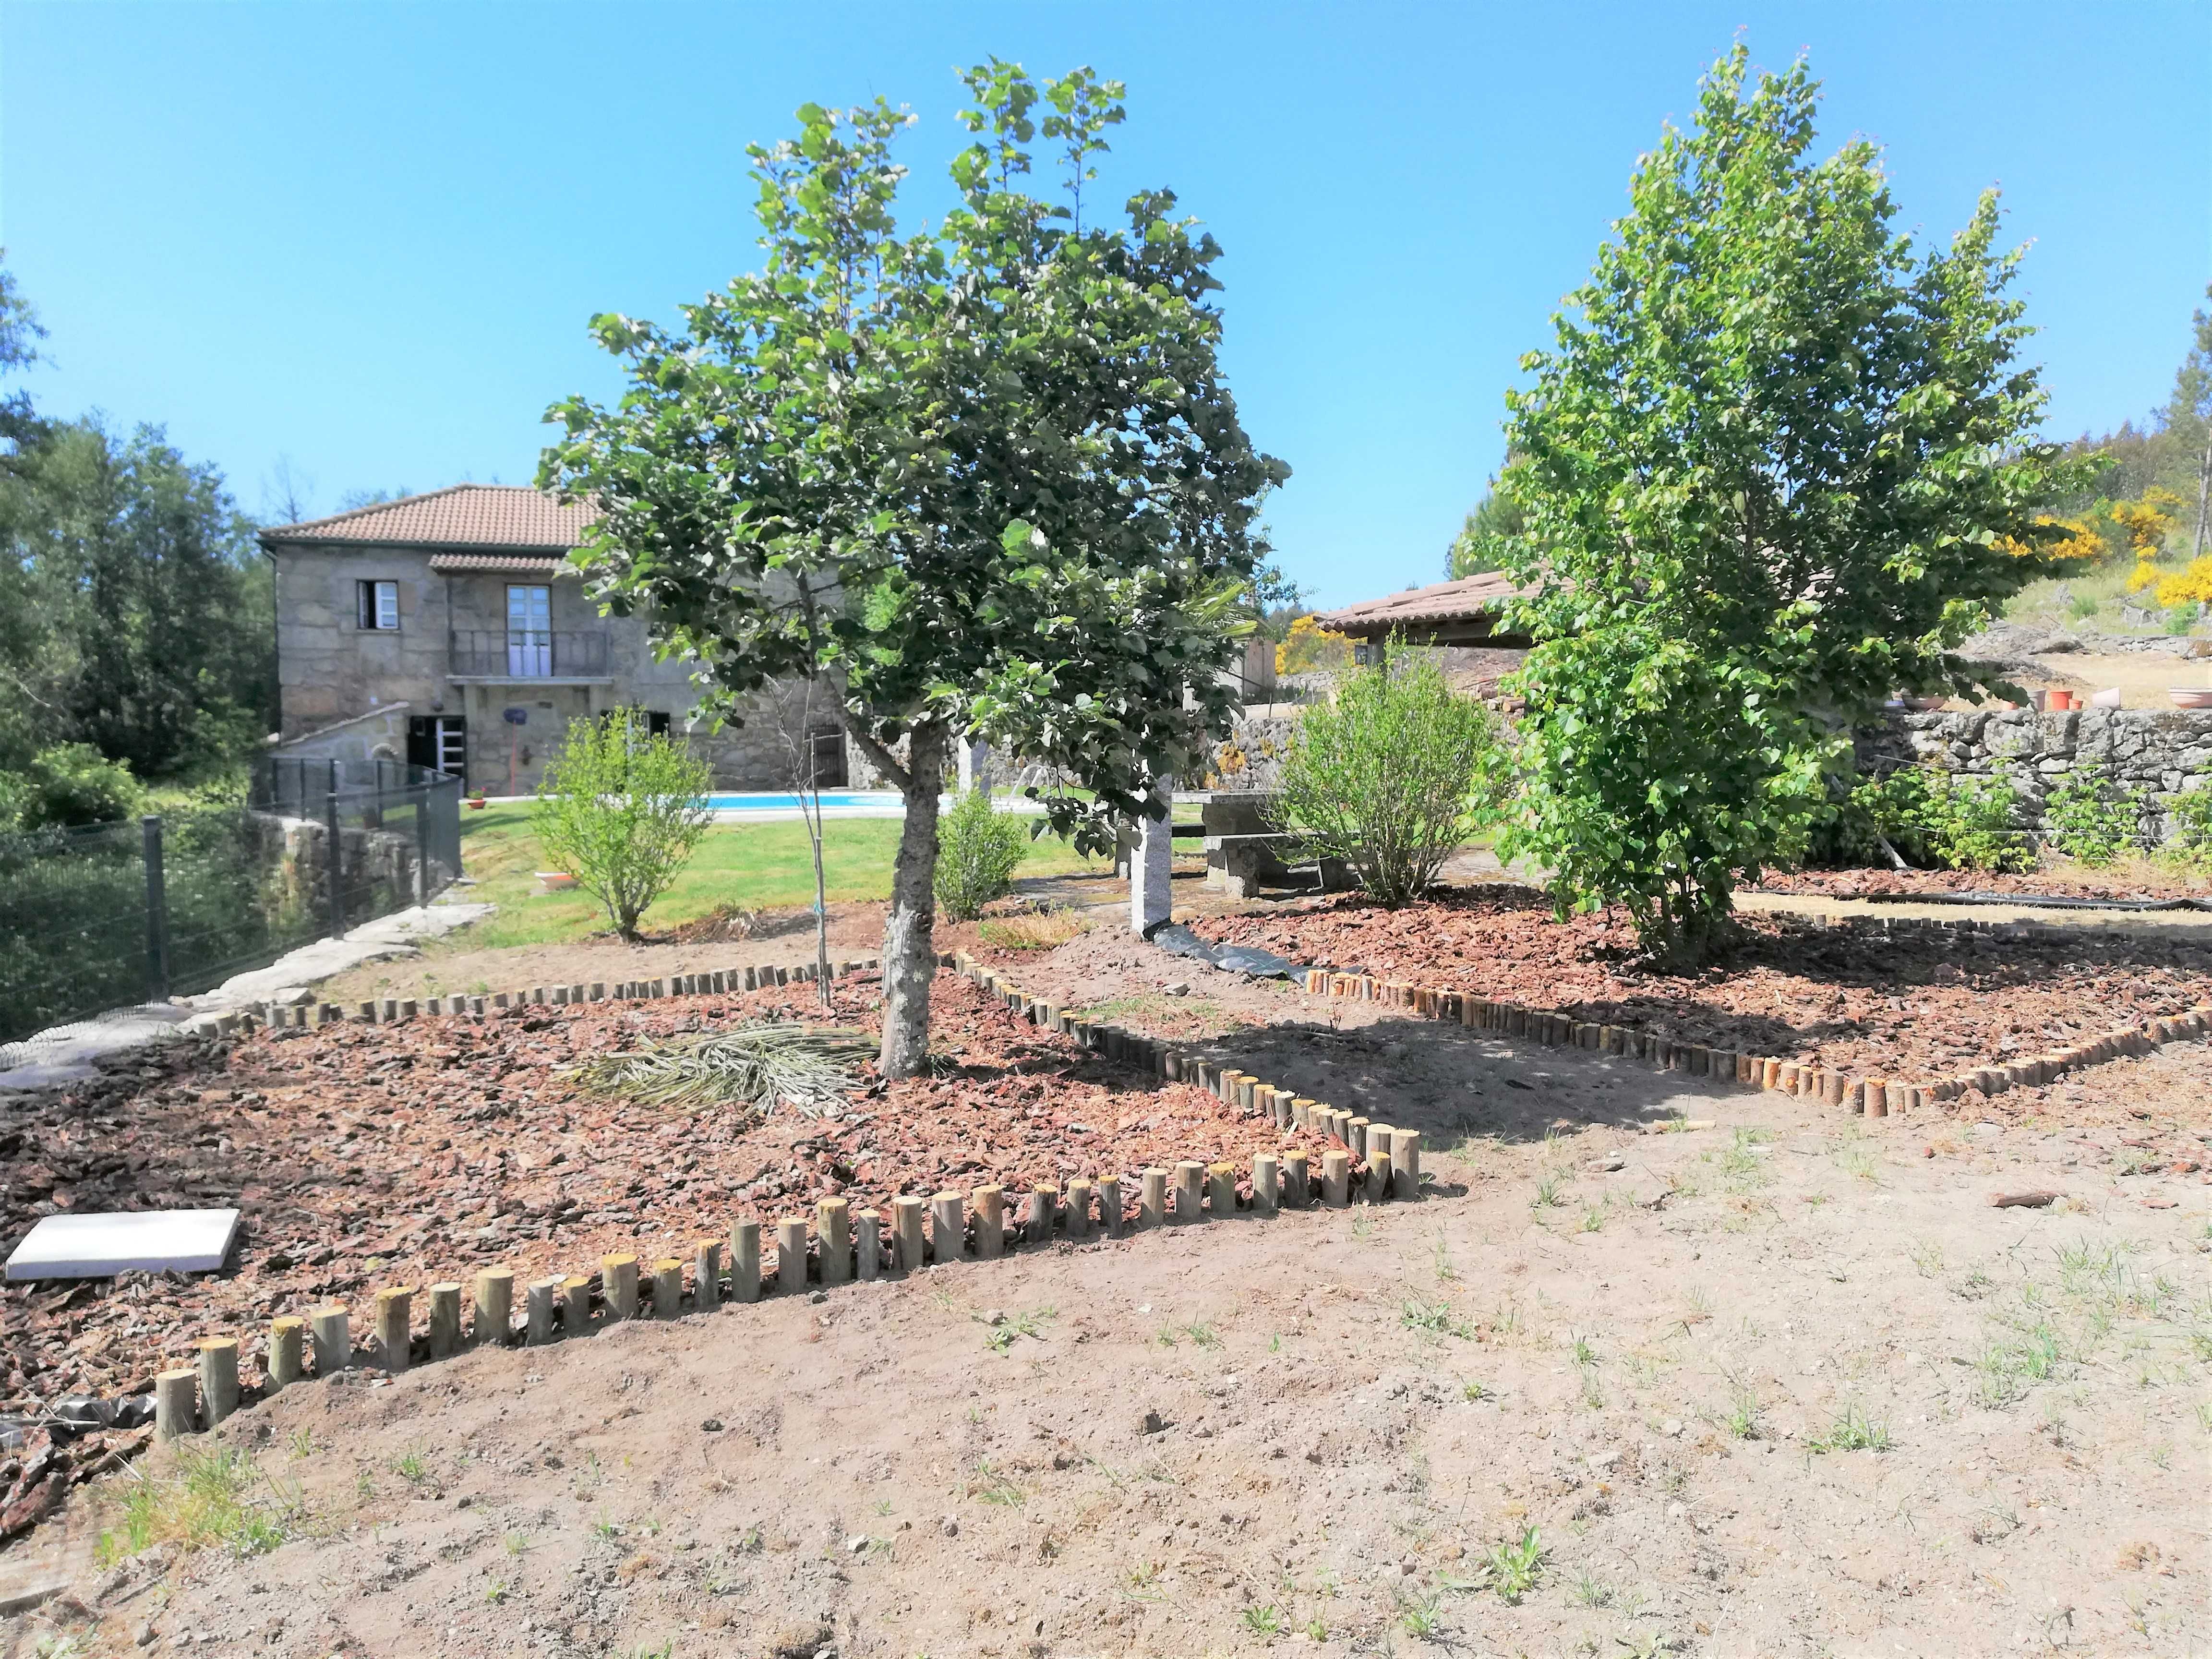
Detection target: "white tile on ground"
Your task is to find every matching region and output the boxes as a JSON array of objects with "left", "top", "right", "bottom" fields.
[{"left": 4, "top": 1209, "right": 242, "bottom": 1280}]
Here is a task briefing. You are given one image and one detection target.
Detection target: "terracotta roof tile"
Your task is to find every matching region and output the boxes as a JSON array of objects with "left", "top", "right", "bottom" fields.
[
  {"left": 260, "top": 484, "right": 596, "bottom": 551},
  {"left": 1316, "top": 572, "right": 1534, "bottom": 637},
  {"left": 426, "top": 553, "right": 573, "bottom": 575}
]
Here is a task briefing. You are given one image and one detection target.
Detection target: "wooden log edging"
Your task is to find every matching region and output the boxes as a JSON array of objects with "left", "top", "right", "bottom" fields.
[
  {"left": 147, "top": 951, "right": 1404, "bottom": 1441},
  {"left": 1295, "top": 968, "right": 2212, "bottom": 1120}
]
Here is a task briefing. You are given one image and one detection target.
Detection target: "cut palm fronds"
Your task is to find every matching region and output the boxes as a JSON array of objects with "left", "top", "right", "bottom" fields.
[{"left": 570, "top": 1022, "right": 873, "bottom": 1116}]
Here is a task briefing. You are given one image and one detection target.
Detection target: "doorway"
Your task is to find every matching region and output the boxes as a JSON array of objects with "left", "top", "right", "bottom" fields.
[{"left": 407, "top": 714, "right": 468, "bottom": 788}]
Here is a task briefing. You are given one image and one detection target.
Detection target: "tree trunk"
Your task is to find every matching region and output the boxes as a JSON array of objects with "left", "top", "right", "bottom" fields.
[
  {"left": 2194, "top": 428, "right": 2211, "bottom": 560},
  {"left": 879, "top": 721, "right": 949, "bottom": 1078}
]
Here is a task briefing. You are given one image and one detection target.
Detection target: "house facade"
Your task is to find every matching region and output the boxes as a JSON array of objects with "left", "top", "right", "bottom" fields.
[{"left": 261, "top": 484, "right": 844, "bottom": 794}]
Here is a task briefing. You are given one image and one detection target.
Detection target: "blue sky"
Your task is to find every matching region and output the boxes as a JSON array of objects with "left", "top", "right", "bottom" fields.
[{"left": 4, "top": 2, "right": 2206, "bottom": 608}]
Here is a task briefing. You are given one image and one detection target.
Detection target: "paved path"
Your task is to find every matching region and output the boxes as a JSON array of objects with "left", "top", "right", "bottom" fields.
[{"left": 0, "top": 902, "right": 493, "bottom": 1091}]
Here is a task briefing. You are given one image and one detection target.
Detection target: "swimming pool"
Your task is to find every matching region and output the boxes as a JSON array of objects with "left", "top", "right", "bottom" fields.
[{"left": 702, "top": 791, "right": 901, "bottom": 812}]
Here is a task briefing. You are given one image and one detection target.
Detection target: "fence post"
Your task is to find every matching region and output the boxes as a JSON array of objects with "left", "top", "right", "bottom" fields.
[
  {"left": 413, "top": 782, "right": 431, "bottom": 905},
  {"left": 324, "top": 790, "right": 344, "bottom": 938},
  {"left": 142, "top": 814, "right": 170, "bottom": 1002}
]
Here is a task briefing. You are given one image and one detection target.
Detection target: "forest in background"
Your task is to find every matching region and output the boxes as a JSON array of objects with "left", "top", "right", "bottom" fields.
[{"left": 0, "top": 258, "right": 312, "bottom": 831}]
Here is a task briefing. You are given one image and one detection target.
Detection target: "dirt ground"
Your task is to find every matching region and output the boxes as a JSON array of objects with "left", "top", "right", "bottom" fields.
[{"left": 17, "top": 1029, "right": 2207, "bottom": 1659}]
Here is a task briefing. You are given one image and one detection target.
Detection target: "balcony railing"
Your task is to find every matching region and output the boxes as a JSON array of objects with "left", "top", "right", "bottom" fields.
[{"left": 448, "top": 629, "right": 611, "bottom": 679}]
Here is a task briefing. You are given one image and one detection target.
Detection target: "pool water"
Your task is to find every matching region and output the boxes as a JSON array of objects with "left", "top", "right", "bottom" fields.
[{"left": 702, "top": 792, "right": 892, "bottom": 811}]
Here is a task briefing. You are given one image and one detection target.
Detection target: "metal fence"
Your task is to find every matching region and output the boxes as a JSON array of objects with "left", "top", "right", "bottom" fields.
[{"left": 0, "top": 760, "right": 463, "bottom": 1047}]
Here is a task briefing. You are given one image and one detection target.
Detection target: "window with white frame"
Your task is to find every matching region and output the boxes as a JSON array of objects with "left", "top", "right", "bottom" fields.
[{"left": 355, "top": 579, "right": 400, "bottom": 630}]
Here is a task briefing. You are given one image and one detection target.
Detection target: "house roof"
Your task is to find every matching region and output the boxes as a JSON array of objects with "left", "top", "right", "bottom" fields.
[
  {"left": 1314, "top": 571, "right": 1535, "bottom": 642},
  {"left": 259, "top": 484, "right": 597, "bottom": 552}
]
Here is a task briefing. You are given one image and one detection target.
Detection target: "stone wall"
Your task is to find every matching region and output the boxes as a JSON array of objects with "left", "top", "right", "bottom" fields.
[{"left": 1863, "top": 708, "right": 2212, "bottom": 841}]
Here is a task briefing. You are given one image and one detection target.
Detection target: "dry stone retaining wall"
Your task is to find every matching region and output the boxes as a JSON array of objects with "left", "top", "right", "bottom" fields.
[{"left": 1862, "top": 708, "right": 2212, "bottom": 842}]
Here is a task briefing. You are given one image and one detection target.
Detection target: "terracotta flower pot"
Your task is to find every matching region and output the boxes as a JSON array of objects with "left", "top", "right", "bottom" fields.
[{"left": 2170, "top": 688, "right": 2212, "bottom": 709}]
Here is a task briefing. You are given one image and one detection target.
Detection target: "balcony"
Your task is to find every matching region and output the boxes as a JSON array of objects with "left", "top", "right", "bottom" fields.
[{"left": 447, "top": 629, "right": 613, "bottom": 681}]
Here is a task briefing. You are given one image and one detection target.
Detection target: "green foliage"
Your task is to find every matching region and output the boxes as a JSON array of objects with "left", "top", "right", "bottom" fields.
[
  {"left": 0, "top": 416, "right": 272, "bottom": 779},
  {"left": 934, "top": 787, "right": 1029, "bottom": 921},
  {"left": 1272, "top": 649, "right": 1503, "bottom": 907},
  {"left": 95, "top": 1446, "right": 299, "bottom": 1564},
  {"left": 1807, "top": 1402, "right": 1892, "bottom": 1454},
  {"left": 532, "top": 712, "right": 714, "bottom": 941},
  {"left": 2063, "top": 283, "right": 2210, "bottom": 549},
  {"left": 0, "top": 743, "right": 143, "bottom": 830},
  {"left": 0, "top": 805, "right": 320, "bottom": 1043},
  {"left": 1497, "top": 48, "right": 2092, "bottom": 960},
  {"left": 1479, "top": 1527, "right": 1545, "bottom": 1602},
  {"left": 2169, "top": 786, "right": 2212, "bottom": 865},
  {"left": 538, "top": 66, "right": 1285, "bottom": 1074},
  {"left": 1841, "top": 765, "right": 2034, "bottom": 873},
  {"left": 2043, "top": 765, "right": 2151, "bottom": 866},
  {"left": 0, "top": 255, "right": 271, "bottom": 781},
  {"left": 1446, "top": 473, "right": 1526, "bottom": 578}
]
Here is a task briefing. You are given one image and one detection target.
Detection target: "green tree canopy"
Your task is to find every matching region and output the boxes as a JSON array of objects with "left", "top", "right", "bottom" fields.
[
  {"left": 1498, "top": 45, "right": 2092, "bottom": 959},
  {"left": 541, "top": 63, "right": 1285, "bottom": 1073},
  {"left": 0, "top": 256, "right": 273, "bottom": 781},
  {"left": 1446, "top": 473, "right": 1526, "bottom": 577}
]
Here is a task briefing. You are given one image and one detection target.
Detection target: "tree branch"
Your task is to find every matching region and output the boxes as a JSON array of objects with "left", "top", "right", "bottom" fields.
[{"left": 842, "top": 713, "right": 914, "bottom": 794}]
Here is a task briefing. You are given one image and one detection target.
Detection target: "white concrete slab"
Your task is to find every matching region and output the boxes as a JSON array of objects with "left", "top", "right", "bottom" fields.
[{"left": 5, "top": 1208, "right": 242, "bottom": 1280}]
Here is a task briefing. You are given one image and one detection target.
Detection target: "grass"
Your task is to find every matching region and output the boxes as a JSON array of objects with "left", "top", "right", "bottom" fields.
[
  {"left": 444, "top": 803, "right": 1108, "bottom": 953},
  {"left": 96, "top": 1447, "right": 301, "bottom": 1564},
  {"left": 975, "top": 910, "right": 1094, "bottom": 951},
  {"left": 976, "top": 1305, "right": 1057, "bottom": 1354},
  {"left": 969, "top": 1461, "right": 1025, "bottom": 1508},
  {"left": 1566, "top": 1569, "right": 1613, "bottom": 1608},
  {"left": 1808, "top": 1402, "right": 1892, "bottom": 1454},
  {"left": 1722, "top": 1384, "right": 1763, "bottom": 1441},
  {"left": 1712, "top": 1126, "right": 1772, "bottom": 1190},
  {"left": 1402, "top": 1300, "right": 1473, "bottom": 1340}
]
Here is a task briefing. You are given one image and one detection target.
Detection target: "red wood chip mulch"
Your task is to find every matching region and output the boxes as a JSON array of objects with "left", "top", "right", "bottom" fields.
[
  {"left": 1191, "top": 886, "right": 2212, "bottom": 1079},
  {"left": 0, "top": 973, "right": 1326, "bottom": 1425}
]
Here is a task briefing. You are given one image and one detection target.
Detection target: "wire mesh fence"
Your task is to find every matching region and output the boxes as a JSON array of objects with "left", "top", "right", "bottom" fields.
[{"left": 0, "top": 759, "right": 463, "bottom": 1048}]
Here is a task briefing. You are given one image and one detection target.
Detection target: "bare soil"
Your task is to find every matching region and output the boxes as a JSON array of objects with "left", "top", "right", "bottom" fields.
[{"left": 19, "top": 1036, "right": 2208, "bottom": 1658}]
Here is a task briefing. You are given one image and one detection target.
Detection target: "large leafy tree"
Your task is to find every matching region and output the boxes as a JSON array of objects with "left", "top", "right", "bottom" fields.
[
  {"left": 1498, "top": 46, "right": 2092, "bottom": 961},
  {"left": 0, "top": 255, "right": 273, "bottom": 779},
  {"left": 541, "top": 63, "right": 1285, "bottom": 1074}
]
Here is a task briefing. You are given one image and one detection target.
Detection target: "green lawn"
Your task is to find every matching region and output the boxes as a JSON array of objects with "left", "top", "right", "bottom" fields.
[{"left": 447, "top": 803, "right": 1109, "bottom": 949}]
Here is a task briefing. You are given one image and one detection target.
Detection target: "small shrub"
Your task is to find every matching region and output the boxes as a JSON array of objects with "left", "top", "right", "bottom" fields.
[
  {"left": 2043, "top": 765, "right": 2151, "bottom": 866},
  {"left": 533, "top": 711, "right": 713, "bottom": 941},
  {"left": 1, "top": 744, "right": 144, "bottom": 830},
  {"left": 1839, "top": 764, "right": 2032, "bottom": 873},
  {"left": 934, "top": 787, "right": 1028, "bottom": 921},
  {"left": 1273, "top": 646, "right": 1504, "bottom": 907},
  {"left": 2169, "top": 785, "right": 2212, "bottom": 866}
]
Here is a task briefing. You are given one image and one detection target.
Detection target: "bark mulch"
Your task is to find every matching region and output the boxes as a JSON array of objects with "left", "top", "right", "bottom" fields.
[
  {"left": 1191, "top": 885, "right": 2212, "bottom": 1082},
  {"left": 0, "top": 972, "right": 1327, "bottom": 1458},
  {"left": 1752, "top": 866, "right": 2211, "bottom": 903}
]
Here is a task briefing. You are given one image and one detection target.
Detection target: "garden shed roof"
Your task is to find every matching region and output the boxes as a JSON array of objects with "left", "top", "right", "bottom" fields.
[
  {"left": 258, "top": 484, "right": 597, "bottom": 552},
  {"left": 1314, "top": 571, "right": 1536, "bottom": 647}
]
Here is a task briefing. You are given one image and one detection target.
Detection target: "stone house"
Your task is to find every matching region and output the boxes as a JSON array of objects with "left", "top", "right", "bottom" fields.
[{"left": 260, "top": 485, "right": 846, "bottom": 794}]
